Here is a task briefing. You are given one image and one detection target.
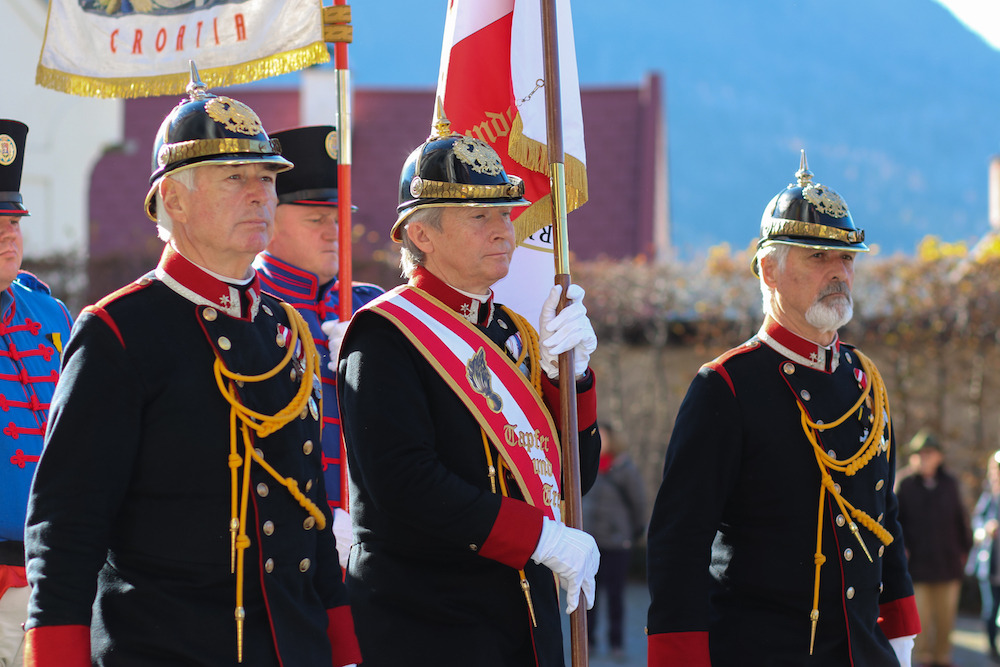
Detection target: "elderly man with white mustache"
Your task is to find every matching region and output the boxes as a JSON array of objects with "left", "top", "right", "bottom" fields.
[{"left": 645, "top": 153, "right": 921, "bottom": 667}]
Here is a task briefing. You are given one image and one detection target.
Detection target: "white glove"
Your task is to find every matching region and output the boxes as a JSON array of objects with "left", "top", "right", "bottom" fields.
[
  {"left": 888, "top": 635, "right": 915, "bottom": 667},
  {"left": 320, "top": 319, "right": 351, "bottom": 373},
  {"left": 530, "top": 516, "right": 600, "bottom": 613},
  {"left": 538, "top": 284, "right": 597, "bottom": 380},
  {"left": 332, "top": 507, "right": 352, "bottom": 570}
]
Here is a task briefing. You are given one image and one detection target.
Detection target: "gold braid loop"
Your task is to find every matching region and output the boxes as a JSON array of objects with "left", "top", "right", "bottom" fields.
[
  {"left": 213, "top": 302, "right": 324, "bottom": 663},
  {"left": 800, "top": 347, "right": 893, "bottom": 655},
  {"left": 501, "top": 306, "right": 543, "bottom": 394}
]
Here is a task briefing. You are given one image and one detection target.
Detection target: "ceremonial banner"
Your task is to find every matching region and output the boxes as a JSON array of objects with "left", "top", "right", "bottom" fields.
[
  {"left": 436, "top": 0, "right": 587, "bottom": 322},
  {"left": 36, "top": 0, "right": 328, "bottom": 99}
]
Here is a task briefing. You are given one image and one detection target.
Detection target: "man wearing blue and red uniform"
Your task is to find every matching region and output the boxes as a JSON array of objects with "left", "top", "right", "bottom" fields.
[
  {"left": 0, "top": 120, "right": 72, "bottom": 667},
  {"left": 254, "top": 126, "right": 382, "bottom": 566}
]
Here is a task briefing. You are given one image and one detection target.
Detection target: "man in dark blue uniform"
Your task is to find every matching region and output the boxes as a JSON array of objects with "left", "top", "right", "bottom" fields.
[
  {"left": 338, "top": 113, "right": 602, "bottom": 667},
  {"left": 646, "top": 152, "right": 921, "bottom": 667},
  {"left": 254, "top": 126, "right": 382, "bottom": 566},
  {"left": 23, "top": 69, "right": 361, "bottom": 667},
  {"left": 0, "top": 119, "right": 73, "bottom": 667}
]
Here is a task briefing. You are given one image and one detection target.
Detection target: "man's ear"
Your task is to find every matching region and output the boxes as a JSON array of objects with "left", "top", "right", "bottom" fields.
[
  {"left": 406, "top": 220, "right": 435, "bottom": 255},
  {"left": 160, "top": 177, "right": 187, "bottom": 225},
  {"left": 760, "top": 253, "right": 780, "bottom": 289}
]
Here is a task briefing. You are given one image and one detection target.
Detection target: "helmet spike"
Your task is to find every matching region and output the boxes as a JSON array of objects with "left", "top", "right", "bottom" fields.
[
  {"left": 796, "top": 149, "right": 814, "bottom": 186},
  {"left": 186, "top": 60, "right": 211, "bottom": 101},
  {"left": 430, "top": 97, "right": 453, "bottom": 140}
]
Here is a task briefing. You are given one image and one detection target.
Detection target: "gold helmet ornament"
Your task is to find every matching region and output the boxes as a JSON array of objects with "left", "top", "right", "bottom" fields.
[
  {"left": 143, "top": 61, "right": 293, "bottom": 221},
  {"left": 390, "top": 100, "right": 530, "bottom": 242},
  {"left": 752, "top": 150, "right": 868, "bottom": 276}
]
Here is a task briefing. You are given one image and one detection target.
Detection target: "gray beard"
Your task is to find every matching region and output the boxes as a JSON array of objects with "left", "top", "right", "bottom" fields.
[{"left": 805, "top": 294, "right": 853, "bottom": 333}]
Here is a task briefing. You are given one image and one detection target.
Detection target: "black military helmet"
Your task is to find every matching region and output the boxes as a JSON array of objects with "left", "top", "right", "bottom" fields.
[
  {"left": 0, "top": 120, "right": 30, "bottom": 217},
  {"left": 752, "top": 150, "right": 868, "bottom": 276},
  {"left": 391, "top": 103, "right": 530, "bottom": 242},
  {"left": 270, "top": 125, "right": 350, "bottom": 207},
  {"left": 144, "top": 62, "right": 292, "bottom": 221}
]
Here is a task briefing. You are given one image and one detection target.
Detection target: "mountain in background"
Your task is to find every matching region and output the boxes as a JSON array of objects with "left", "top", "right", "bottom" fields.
[{"left": 343, "top": 0, "right": 1000, "bottom": 257}]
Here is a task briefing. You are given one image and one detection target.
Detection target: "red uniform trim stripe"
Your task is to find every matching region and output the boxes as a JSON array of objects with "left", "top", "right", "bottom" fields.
[
  {"left": 24, "top": 625, "right": 91, "bottom": 667},
  {"left": 540, "top": 371, "right": 598, "bottom": 428},
  {"left": 478, "top": 496, "right": 544, "bottom": 569},
  {"left": 326, "top": 605, "right": 362, "bottom": 667},
  {"left": 647, "top": 631, "right": 711, "bottom": 667},
  {"left": 878, "top": 595, "right": 921, "bottom": 639},
  {"left": 83, "top": 305, "right": 125, "bottom": 348}
]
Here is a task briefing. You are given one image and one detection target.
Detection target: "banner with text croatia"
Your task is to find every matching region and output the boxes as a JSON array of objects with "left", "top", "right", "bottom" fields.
[
  {"left": 435, "top": 0, "right": 587, "bottom": 247},
  {"left": 37, "top": 0, "right": 328, "bottom": 99}
]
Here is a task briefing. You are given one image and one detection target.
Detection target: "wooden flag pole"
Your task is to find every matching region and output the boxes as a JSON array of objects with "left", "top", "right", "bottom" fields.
[{"left": 539, "top": 1, "right": 588, "bottom": 665}]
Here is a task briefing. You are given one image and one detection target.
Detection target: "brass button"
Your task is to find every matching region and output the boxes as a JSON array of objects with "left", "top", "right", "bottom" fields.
[
  {"left": 877, "top": 513, "right": 884, "bottom": 523},
  {"left": 800, "top": 390, "right": 811, "bottom": 401},
  {"left": 300, "top": 406, "right": 308, "bottom": 420},
  {"left": 844, "top": 548, "right": 854, "bottom": 561},
  {"left": 875, "top": 479, "right": 884, "bottom": 491},
  {"left": 303, "top": 440, "right": 314, "bottom": 455},
  {"left": 469, "top": 544, "right": 478, "bottom": 552},
  {"left": 203, "top": 307, "right": 218, "bottom": 321},
  {"left": 236, "top": 380, "right": 244, "bottom": 388},
  {"left": 290, "top": 367, "right": 298, "bottom": 382},
  {"left": 309, "top": 397, "right": 319, "bottom": 420},
  {"left": 305, "top": 479, "right": 313, "bottom": 492},
  {"left": 878, "top": 545, "right": 885, "bottom": 557},
  {"left": 276, "top": 333, "right": 286, "bottom": 348},
  {"left": 263, "top": 521, "right": 274, "bottom": 536},
  {"left": 257, "top": 483, "right": 269, "bottom": 497},
  {"left": 846, "top": 587, "right": 855, "bottom": 600},
  {"left": 303, "top": 516, "right": 316, "bottom": 530},
  {"left": 845, "top": 351, "right": 853, "bottom": 364},
  {"left": 262, "top": 305, "right": 273, "bottom": 316},
  {"left": 833, "top": 483, "right": 841, "bottom": 494},
  {"left": 218, "top": 336, "right": 232, "bottom": 351},
  {"left": 880, "top": 582, "right": 884, "bottom": 593},
  {"left": 827, "top": 449, "right": 836, "bottom": 458},
  {"left": 783, "top": 362, "right": 795, "bottom": 375},
  {"left": 299, "top": 558, "right": 311, "bottom": 572},
  {"left": 254, "top": 447, "right": 264, "bottom": 459},
  {"left": 264, "top": 558, "right": 274, "bottom": 573},
  {"left": 836, "top": 514, "right": 846, "bottom": 527}
]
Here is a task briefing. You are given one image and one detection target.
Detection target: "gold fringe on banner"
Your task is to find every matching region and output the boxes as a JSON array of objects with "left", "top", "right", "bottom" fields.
[
  {"left": 35, "top": 41, "right": 330, "bottom": 99},
  {"left": 508, "top": 112, "right": 588, "bottom": 245}
]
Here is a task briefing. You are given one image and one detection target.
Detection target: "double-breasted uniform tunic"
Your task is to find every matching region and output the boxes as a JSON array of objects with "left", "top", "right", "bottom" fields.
[
  {"left": 255, "top": 251, "right": 383, "bottom": 511},
  {"left": 647, "top": 318, "right": 920, "bottom": 667},
  {"left": 24, "top": 247, "right": 360, "bottom": 667},
  {"left": 338, "top": 267, "right": 601, "bottom": 667}
]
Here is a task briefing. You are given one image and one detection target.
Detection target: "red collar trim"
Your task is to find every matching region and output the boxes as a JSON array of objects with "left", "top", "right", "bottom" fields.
[
  {"left": 409, "top": 267, "right": 494, "bottom": 326},
  {"left": 757, "top": 317, "right": 840, "bottom": 373},
  {"left": 155, "top": 246, "right": 261, "bottom": 321}
]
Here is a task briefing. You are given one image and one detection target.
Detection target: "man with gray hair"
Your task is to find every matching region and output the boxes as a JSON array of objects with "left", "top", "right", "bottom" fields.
[
  {"left": 23, "top": 69, "right": 361, "bottom": 667},
  {"left": 337, "top": 112, "right": 602, "bottom": 667},
  {"left": 646, "top": 152, "right": 920, "bottom": 667}
]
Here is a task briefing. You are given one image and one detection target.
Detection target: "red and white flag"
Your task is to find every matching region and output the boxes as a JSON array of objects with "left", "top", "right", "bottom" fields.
[{"left": 435, "top": 0, "right": 587, "bottom": 323}]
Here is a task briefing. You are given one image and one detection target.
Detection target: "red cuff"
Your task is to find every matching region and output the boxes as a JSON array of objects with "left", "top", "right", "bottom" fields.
[
  {"left": 326, "top": 605, "right": 362, "bottom": 667},
  {"left": 24, "top": 625, "right": 91, "bottom": 667},
  {"left": 478, "top": 496, "right": 545, "bottom": 569},
  {"left": 878, "top": 594, "right": 921, "bottom": 639},
  {"left": 648, "top": 631, "right": 711, "bottom": 667},
  {"left": 541, "top": 369, "right": 598, "bottom": 429}
]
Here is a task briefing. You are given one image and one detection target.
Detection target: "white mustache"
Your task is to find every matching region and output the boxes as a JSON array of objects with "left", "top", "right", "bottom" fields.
[{"left": 817, "top": 282, "right": 851, "bottom": 300}]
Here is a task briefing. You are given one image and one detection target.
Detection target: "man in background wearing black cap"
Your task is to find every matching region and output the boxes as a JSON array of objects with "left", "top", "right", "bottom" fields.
[
  {"left": 254, "top": 126, "right": 383, "bottom": 567},
  {"left": 896, "top": 430, "right": 972, "bottom": 667},
  {"left": 23, "top": 71, "right": 360, "bottom": 667},
  {"left": 646, "top": 153, "right": 920, "bottom": 667},
  {"left": 0, "top": 120, "right": 73, "bottom": 667}
]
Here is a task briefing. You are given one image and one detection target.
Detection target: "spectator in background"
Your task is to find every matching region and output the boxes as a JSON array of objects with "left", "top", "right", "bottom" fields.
[
  {"left": 582, "top": 423, "right": 646, "bottom": 660},
  {"left": 970, "top": 450, "right": 1000, "bottom": 663},
  {"left": 896, "top": 430, "right": 973, "bottom": 667}
]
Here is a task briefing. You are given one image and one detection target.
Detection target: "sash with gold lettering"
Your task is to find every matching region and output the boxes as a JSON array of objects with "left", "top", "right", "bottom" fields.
[{"left": 361, "top": 286, "right": 562, "bottom": 522}]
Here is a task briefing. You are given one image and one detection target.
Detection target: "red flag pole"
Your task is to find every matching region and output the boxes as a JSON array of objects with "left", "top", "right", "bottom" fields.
[
  {"left": 539, "top": 1, "right": 587, "bottom": 665},
  {"left": 332, "top": 0, "right": 353, "bottom": 509}
]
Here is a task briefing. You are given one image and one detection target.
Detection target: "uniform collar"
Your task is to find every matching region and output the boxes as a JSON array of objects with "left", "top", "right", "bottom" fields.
[
  {"left": 155, "top": 245, "right": 261, "bottom": 321},
  {"left": 254, "top": 251, "right": 335, "bottom": 302},
  {"left": 757, "top": 316, "right": 841, "bottom": 373},
  {"left": 410, "top": 267, "right": 494, "bottom": 327}
]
